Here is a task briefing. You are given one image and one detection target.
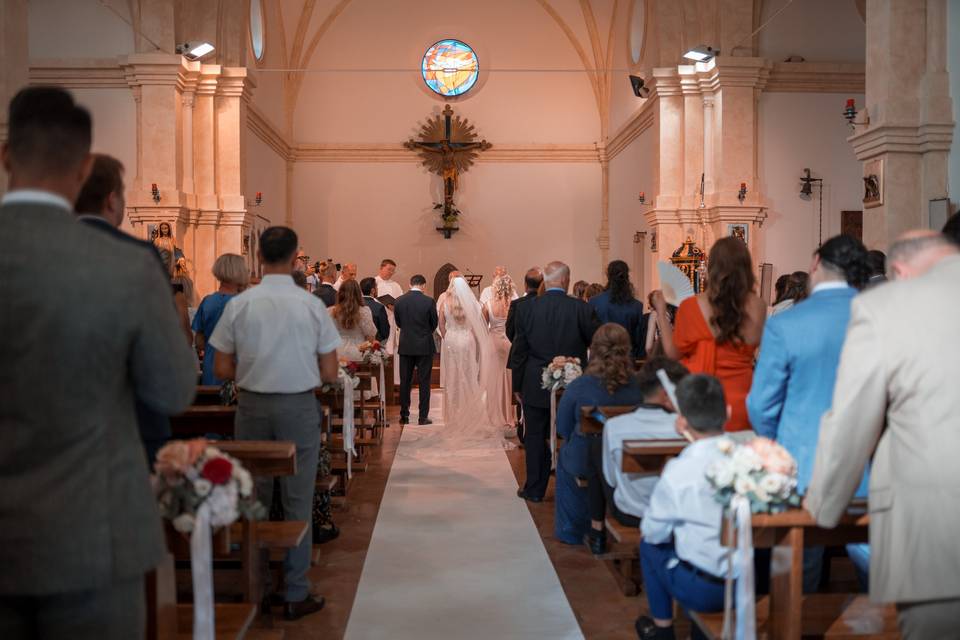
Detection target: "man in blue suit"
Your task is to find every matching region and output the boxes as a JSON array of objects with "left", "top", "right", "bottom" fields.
[{"left": 747, "top": 234, "right": 870, "bottom": 592}]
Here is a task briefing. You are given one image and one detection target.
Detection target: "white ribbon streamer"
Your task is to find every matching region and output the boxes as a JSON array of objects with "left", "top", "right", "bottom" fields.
[
  {"left": 721, "top": 496, "right": 756, "bottom": 640},
  {"left": 190, "top": 502, "right": 214, "bottom": 640},
  {"left": 341, "top": 371, "right": 357, "bottom": 479},
  {"left": 549, "top": 389, "right": 558, "bottom": 470},
  {"left": 378, "top": 360, "right": 386, "bottom": 423}
]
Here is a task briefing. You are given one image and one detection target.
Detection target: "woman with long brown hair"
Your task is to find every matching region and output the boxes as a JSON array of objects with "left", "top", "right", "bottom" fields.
[
  {"left": 653, "top": 237, "right": 765, "bottom": 431},
  {"left": 329, "top": 279, "right": 377, "bottom": 361},
  {"left": 554, "top": 323, "right": 644, "bottom": 546}
]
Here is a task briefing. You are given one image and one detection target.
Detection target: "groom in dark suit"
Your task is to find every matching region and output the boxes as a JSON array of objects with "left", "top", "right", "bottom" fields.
[
  {"left": 511, "top": 261, "right": 600, "bottom": 502},
  {"left": 394, "top": 274, "right": 439, "bottom": 425}
]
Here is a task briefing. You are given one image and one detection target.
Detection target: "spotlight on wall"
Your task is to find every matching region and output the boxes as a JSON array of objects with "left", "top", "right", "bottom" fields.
[
  {"left": 255, "top": 191, "right": 263, "bottom": 206},
  {"left": 151, "top": 183, "right": 161, "bottom": 204},
  {"left": 176, "top": 42, "right": 216, "bottom": 61},
  {"left": 629, "top": 75, "right": 650, "bottom": 98},
  {"left": 683, "top": 45, "right": 718, "bottom": 63},
  {"left": 738, "top": 182, "right": 748, "bottom": 204},
  {"left": 638, "top": 191, "right": 646, "bottom": 204}
]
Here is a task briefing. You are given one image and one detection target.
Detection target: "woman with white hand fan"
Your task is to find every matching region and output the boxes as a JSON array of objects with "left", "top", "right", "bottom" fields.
[{"left": 650, "top": 237, "right": 766, "bottom": 431}]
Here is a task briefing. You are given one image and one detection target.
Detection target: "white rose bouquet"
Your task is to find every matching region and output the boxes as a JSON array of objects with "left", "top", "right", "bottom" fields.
[
  {"left": 706, "top": 436, "right": 801, "bottom": 513},
  {"left": 358, "top": 339, "right": 386, "bottom": 365},
  {"left": 541, "top": 356, "right": 583, "bottom": 392},
  {"left": 154, "top": 439, "right": 266, "bottom": 533},
  {"left": 319, "top": 361, "right": 361, "bottom": 393}
]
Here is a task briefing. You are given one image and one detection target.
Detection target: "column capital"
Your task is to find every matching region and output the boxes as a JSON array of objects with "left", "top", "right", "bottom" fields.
[
  {"left": 121, "top": 53, "right": 192, "bottom": 90},
  {"left": 651, "top": 67, "right": 682, "bottom": 97},
  {"left": 849, "top": 122, "right": 954, "bottom": 160},
  {"left": 216, "top": 67, "right": 255, "bottom": 102}
]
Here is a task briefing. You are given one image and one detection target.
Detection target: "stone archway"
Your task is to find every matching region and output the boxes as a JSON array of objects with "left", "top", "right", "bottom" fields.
[{"left": 433, "top": 262, "right": 458, "bottom": 299}]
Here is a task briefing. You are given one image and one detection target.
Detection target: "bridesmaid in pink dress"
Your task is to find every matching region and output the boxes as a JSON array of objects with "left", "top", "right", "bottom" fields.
[{"left": 483, "top": 275, "right": 516, "bottom": 430}]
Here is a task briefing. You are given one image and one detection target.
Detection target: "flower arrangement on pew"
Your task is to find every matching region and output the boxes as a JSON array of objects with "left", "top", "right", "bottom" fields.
[
  {"left": 154, "top": 439, "right": 266, "bottom": 639},
  {"left": 706, "top": 436, "right": 801, "bottom": 513},
  {"left": 706, "top": 436, "right": 801, "bottom": 640},
  {"left": 154, "top": 439, "right": 265, "bottom": 532},
  {"left": 540, "top": 356, "right": 583, "bottom": 392},
  {"left": 358, "top": 339, "right": 387, "bottom": 365},
  {"left": 319, "top": 361, "right": 361, "bottom": 392}
]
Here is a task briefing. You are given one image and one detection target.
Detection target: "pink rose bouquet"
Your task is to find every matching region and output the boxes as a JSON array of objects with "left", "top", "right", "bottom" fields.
[
  {"left": 706, "top": 436, "right": 801, "bottom": 513},
  {"left": 541, "top": 356, "right": 583, "bottom": 392}
]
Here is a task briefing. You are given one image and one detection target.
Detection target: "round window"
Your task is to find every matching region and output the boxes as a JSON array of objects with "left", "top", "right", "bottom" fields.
[
  {"left": 250, "top": 0, "right": 265, "bottom": 62},
  {"left": 421, "top": 39, "right": 479, "bottom": 97},
  {"left": 629, "top": 0, "right": 646, "bottom": 65}
]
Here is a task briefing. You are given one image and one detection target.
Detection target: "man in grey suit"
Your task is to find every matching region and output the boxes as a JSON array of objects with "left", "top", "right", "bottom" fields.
[
  {"left": 806, "top": 230, "right": 960, "bottom": 638},
  {"left": 0, "top": 87, "right": 197, "bottom": 638}
]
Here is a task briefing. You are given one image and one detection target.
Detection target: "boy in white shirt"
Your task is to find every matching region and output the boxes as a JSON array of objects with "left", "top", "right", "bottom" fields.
[
  {"left": 598, "top": 358, "right": 688, "bottom": 532},
  {"left": 636, "top": 374, "right": 739, "bottom": 640}
]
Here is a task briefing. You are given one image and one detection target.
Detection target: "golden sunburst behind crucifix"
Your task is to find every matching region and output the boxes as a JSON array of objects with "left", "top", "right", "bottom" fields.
[{"left": 405, "top": 104, "right": 491, "bottom": 201}]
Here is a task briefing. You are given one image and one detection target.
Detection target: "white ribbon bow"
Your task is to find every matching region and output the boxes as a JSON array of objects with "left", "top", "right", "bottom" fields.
[
  {"left": 341, "top": 370, "right": 357, "bottom": 479},
  {"left": 722, "top": 495, "right": 756, "bottom": 640},
  {"left": 549, "top": 389, "right": 558, "bottom": 470},
  {"left": 190, "top": 502, "right": 215, "bottom": 640}
]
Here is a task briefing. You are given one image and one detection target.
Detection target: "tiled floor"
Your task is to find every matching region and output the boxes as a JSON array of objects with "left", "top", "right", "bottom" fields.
[{"left": 273, "top": 408, "right": 661, "bottom": 639}]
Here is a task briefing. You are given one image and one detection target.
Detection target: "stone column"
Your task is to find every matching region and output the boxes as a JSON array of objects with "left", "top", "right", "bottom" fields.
[
  {"left": 123, "top": 53, "right": 188, "bottom": 241},
  {"left": 598, "top": 147, "right": 611, "bottom": 272},
  {"left": 0, "top": 0, "right": 28, "bottom": 194},
  {"left": 192, "top": 66, "right": 221, "bottom": 297},
  {"left": 849, "top": 0, "right": 953, "bottom": 247},
  {"left": 213, "top": 68, "right": 254, "bottom": 273}
]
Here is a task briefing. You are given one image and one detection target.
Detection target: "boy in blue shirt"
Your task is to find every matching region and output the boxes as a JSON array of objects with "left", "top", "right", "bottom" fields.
[{"left": 636, "top": 374, "right": 739, "bottom": 640}]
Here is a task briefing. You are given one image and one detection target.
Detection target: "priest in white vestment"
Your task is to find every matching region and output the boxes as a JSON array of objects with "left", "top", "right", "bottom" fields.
[
  {"left": 375, "top": 260, "right": 404, "bottom": 381},
  {"left": 479, "top": 265, "right": 519, "bottom": 306}
]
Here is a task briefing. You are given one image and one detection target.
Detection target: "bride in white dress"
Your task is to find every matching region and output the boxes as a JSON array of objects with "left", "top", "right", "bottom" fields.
[{"left": 405, "top": 276, "right": 512, "bottom": 456}]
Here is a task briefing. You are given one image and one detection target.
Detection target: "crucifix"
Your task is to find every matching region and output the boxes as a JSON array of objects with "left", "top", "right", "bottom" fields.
[{"left": 405, "top": 104, "right": 491, "bottom": 227}]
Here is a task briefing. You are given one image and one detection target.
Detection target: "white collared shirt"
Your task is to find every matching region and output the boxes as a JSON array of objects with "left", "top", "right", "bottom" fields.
[
  {"left": 812, "top": 280, "right": 851, "bottom": 294},
  {"left": 602, "top": 406, "right": 679, "bottom": 518},
  {"left": 641, "top": 435, "right": 744, "bottom": 578},
  {"left": 208, "top": 274, "right": 341, "bottom": 393},
  {"left": 1, "top": 189, "right": 72, "bottom": 211}
]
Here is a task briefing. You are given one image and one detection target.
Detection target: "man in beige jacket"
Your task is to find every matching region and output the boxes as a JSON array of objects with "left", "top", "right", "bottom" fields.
[{"left": 805, "top": 230, "right": 960, "bottom": 638}]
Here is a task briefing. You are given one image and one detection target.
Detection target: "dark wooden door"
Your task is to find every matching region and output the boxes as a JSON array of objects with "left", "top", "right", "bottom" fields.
[{"left": 841, "top": 210, "right": 863, "bottom": 241}]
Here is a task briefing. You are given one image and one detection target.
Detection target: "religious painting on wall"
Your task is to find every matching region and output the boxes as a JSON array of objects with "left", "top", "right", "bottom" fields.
[
  {"left": 728, "top": 223, "right": 748, "bottom": 244},
  {"left": 863, "top": 158, "right": 883, "bottom": 208},
  {"left": 421, "top": 39, "right": 479, "bottom": 97}
]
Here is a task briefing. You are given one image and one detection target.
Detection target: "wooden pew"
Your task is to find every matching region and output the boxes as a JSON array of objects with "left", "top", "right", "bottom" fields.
[
  {"left": 216, "top": 441, "right": 296, "bottom": 476},
  {"left": 148, "top": 551, "right": 259, "bottom": 640},
  {"left": 579, "top": 404, "right": 638, "bottom": 435},
  {"left": 691, "top": 504, "right": 898, "bottom": 640},
  {"left": 171, "top": 405, "right": 236, "bottom": 439},
  {"left": 194, "top": 385, "right": 224, "bottom": 406},
  {"left": 621, "top": 439, "right": 687, "bottom": 474}
]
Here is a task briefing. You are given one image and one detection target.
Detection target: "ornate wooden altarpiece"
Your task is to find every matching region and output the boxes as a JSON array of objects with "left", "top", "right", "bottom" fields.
[{"left": 670, "top": 237, "right": 708, "bottom": 293}]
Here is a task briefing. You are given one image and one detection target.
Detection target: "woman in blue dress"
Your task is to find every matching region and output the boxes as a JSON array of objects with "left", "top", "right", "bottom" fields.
[
  {"left": 192, "top": 253, "right": 249, "bottom": 385},
  {"left": 555, "top": 323, "right": 643, "bottom": 545},
  {"left": 589, "top": 260, "right": 645, "bottom": 358}
]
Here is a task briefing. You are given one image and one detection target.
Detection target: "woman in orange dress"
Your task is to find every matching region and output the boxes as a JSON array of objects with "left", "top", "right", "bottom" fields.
[{"left": 652, "top": 237, "right": 766, "bottom": 431}]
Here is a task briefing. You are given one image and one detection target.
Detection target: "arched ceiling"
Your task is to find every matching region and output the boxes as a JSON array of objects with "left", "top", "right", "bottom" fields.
[{"left": 264, "top": 0, "right": 621, "bottom": 138}]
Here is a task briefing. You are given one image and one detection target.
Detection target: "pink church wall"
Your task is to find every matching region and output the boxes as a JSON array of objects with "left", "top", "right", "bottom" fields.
[{"left": 292, "top": 161, "right": 602, "bottom": 292}]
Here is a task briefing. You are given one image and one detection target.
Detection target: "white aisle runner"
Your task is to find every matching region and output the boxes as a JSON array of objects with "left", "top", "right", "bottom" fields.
[{"left": 344, "top": 392, "right": 585, "bottom": 640}]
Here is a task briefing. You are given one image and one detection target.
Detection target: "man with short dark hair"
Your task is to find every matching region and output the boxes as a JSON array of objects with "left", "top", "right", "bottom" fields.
[
  {"left": 635, "top": 374, "right": 738, "bottom": 640},
  {"left": 75, "top": 153, "right": 177, "bottom": 465},
  {"left": 590, "top": 358, "right": 688, "bottom": 553},
  {"left": 393, "top": 274, "right": 438, "bottom": 425},
  {"left": 360, "top": 277, "right": 390, "bottom": 342},
  {"left": 210, "top": 226, "right": 341, "bottom": 620},
  {"left": 0, "top": 86, "right": 197, "bottom": 638}
]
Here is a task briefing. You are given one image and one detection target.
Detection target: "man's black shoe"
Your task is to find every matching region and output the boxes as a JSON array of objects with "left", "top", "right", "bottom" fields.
[
  {"left": 635, "top": 616, "right": 674, "bottom": 640},
  {"left": 516, "top": 488, "right": 542, "bottom": 503},
  {"left": 587, "top": 529, "right": 607, "bottom": 555},
  {"left": 418, "top": 418, "right": 433, "bottom": 425},
  {"left": 399, "top": 417, "right": 409, "bottom": 425},
  {"left": 283, "top": 595, "right": 325, "bottom": 621}
]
